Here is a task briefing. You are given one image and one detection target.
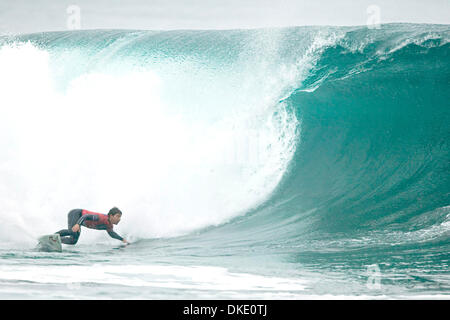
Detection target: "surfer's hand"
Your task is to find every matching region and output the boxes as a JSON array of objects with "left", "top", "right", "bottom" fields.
[
  {"left": 71, "top": 224, "right": 80, "bottom": 232},
  {"left": 122, "top": 239, "right": 129, "bottom": 245}
]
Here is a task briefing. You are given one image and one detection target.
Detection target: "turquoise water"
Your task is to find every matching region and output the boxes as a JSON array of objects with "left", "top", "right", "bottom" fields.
[{"left": 0, "top": 24, "right": 449, "bottom": 299}]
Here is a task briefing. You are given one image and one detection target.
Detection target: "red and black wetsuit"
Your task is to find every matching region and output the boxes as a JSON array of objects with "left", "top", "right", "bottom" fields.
[{"left": 56, "top": 209, "right": 123, "bottom": 245}]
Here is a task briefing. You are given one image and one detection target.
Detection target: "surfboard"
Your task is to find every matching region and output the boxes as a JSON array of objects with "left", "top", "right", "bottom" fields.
[{"left": 37, "top": 234, "right": 62, "bottom": 252}]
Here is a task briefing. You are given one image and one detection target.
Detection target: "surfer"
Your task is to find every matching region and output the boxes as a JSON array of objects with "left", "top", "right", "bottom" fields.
[{"left": 55, "top": 207, "right": 129, "bottom": 245}]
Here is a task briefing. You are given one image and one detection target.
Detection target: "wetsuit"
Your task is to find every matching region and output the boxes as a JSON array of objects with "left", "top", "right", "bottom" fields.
[{"left": 56, "top": 209, "right": 123, "bottom": 245}]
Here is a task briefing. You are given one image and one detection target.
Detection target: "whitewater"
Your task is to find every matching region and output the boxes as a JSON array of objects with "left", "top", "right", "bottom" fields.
[{"left": 0, "top": 23, "right": 449, "bottom": 299}]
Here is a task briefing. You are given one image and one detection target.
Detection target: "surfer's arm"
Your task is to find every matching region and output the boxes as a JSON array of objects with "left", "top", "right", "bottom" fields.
[{"left": 107, "top": 229, "right": 124, "bottom": 241}]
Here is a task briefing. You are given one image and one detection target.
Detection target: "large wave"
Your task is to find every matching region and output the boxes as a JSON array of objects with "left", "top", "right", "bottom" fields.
[
  {"left": 0, "top": 24, "right": 449, "bottom": 249},
  {"left": 206, "top": 24, "right": 450, "bottom": 251}
]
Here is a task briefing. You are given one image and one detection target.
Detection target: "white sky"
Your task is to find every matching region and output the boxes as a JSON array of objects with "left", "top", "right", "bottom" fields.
[{"left": 0, "top": 0, "right": 449, "bottom": 34}]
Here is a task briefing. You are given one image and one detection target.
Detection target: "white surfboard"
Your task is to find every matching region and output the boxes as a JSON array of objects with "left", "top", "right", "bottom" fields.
[{"left": 37, "top": 234, "right": 62, "bottom": 252}]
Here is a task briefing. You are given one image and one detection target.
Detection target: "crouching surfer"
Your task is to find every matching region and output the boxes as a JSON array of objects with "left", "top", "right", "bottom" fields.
[{"left": 55, "top": 207, "right": 129, "bottom": 245}]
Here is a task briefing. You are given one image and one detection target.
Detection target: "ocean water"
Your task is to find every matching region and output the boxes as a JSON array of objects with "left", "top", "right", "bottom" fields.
[{"left": 0, "top": 23, "right": 449, "bottom": 299}]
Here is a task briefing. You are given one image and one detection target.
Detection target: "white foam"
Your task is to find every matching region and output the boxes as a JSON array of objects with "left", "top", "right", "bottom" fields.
[
  {"left": 0, "top": 263, "right": 307, "bottom": 298},
  {"left": 0, "top": 39, "right": 303, "bottom": 244}
]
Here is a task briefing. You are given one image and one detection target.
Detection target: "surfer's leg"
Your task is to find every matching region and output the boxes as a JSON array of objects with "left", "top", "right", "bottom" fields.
[
  {"left": 56, "top": 229, "right": 72, "bottom": 237},
  {"left": 56, "top": 209, "right": 82, "bottom": 245},
  {"left": 56, "top": 228, "right": 80, "bottom": 244},
  {"left": 60, "top": 230, "right": 80, "bottom": 244},
  {"left": 67, "top": 209, "right": 83, "bottom": 229}
]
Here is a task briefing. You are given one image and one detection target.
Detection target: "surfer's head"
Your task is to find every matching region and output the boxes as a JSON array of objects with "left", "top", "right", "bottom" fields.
[{"left": 108, "top": 207, "right": 122, "bottom": 225}]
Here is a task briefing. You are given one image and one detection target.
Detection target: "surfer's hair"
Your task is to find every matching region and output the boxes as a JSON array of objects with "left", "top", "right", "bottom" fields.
[{"left": 108, "top": 207, "right": 122, "bottom": 216}]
